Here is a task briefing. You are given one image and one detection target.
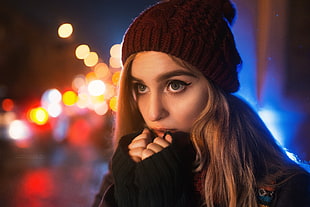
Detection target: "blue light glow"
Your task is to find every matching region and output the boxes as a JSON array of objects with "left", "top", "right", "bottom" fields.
[
  {"left": 232, "top": 0, "right": 307, "bottom": 162},
  {"left": 258, "top": 109, "right": 284, "bottom": 146}
]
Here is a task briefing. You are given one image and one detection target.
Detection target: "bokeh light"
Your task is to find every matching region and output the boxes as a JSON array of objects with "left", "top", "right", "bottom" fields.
[
  {"left": 94, "top": 101, "right": 109, "bottom": 115},
  {"left": 94, "top": 63, "right": 110, "bottom": 80},
  {"left": 62, "top": 91, "right": 77, "bottom": 106},
  {"left": 2, "top": 111, "right": 16, "bottom": 125},
  {"left": 72, "top": 74, "right": 86, "bottom": 91},
  {"left": 109, "top": 56, "right": 122, "bottom": 68},
  {"left": 112, "top": 71, "right": 121, "bottom": 86},
  {"left": 58, "top": 23, "right": 73, "bottom": 38},
  {"left": 109, "top": 96, "right": 118, "bottom": 112},
  {"left": 8, "top": 120, "right": 30, "bottom": 140},
  {"left": 47, "top": 103, "right": 62, "bottom": 118},
  {"left": 110, "top": 44, "right": 121, "bottom": 58},
  {"left": 2, "top": 98, "right": 14, "bottom": 112},
  {"left": 85, "top": 71, "right": 97, "bottom": 83},
  {"left": 29, "top": 107, "right": 49, "bottom": 125},
  {"left": 104, "top": 83, "right": 116, "bottom": 99},
  {"left": 90, "top": 95, "right": 105, "bottom": 104},
  {"left": 76, "top": 92, "right": 90, "bottom": 109},
  {"left": 88, "top": 80, "right": 106, "bottom": 96},
  {"left": 75, "top": 44, "right": 90, "bottom": 59},
  {"left": 41, "top": 89, "right": 63, "bottom": 118},
  {"left": 84, "top": 51, "right": 99, "bottom": 67},
  {"left": 41, "top": 89, "right": 62, "bottom": 105}
]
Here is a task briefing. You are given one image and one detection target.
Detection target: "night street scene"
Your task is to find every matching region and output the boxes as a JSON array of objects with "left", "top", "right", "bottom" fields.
[{"left": 0, "top": 0, "right": 309, "bottom": 207}]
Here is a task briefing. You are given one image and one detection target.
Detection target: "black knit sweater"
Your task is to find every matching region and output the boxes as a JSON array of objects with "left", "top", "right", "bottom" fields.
[
  {"left": 93, "top": 132, "right": 310, "bottom": 207},
  {"left": 111, "top": 131, "right": 199, "bottom": 207}
]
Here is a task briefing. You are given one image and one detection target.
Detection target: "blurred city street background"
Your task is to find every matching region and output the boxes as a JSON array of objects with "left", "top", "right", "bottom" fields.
[
  {"left": 0, "top": 138, "right": 109, "bottom": 207},
  {"left": 1, "top": 0, "right": 309, "bottom": 206},
  {"left": 0, "top": 110, "right": 114, "bottom": 207},
  {"left": 1, "top": 0, "right": 156, "bottom": 206}
]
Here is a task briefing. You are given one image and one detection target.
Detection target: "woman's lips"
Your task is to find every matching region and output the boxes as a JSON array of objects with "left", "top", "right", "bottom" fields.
[{"left": 151, "top": 128, "right": 176, "bottom": 137}]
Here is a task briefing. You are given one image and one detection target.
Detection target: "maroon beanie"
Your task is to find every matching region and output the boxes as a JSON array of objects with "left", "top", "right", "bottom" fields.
[{"left": 122, "top": 0, "right": 242, "bottom": 93}]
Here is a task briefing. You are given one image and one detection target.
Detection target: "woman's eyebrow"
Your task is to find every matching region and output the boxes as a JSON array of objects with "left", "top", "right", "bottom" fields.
[
  {"left": 130, "top": 76, "right": 143, "bottom": 83},
  {"left": 156, "top": 69, "right": 198, "bottom": 82}
]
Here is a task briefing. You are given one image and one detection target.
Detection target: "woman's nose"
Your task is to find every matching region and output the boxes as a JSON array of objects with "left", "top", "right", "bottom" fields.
[{"left": 147, "top": 93, "right": 168, "bottom": 122}]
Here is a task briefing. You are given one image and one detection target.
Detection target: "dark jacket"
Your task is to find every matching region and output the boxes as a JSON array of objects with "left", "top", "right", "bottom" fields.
[{"left": 92, "top": 132, "right": 310, "bottom": 207}]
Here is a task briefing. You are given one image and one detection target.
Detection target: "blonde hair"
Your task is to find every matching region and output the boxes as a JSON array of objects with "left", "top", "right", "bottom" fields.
[
  {"left": 114, "top": 53, "right": 144, "bottom": 142},
  {"left": 191, "top": 82, "right": 299, "bottom": 207},
  {"left": 115, "top": 53, "right": 301, "bottom": 207}
]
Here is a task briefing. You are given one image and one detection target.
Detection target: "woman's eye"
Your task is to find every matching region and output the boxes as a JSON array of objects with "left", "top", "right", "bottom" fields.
[
  {"left": 135, "top": 83, "right": 148, "bottom": 94},
  {"left": 167, "top": 80, "right": 191, "bottom": 93}
]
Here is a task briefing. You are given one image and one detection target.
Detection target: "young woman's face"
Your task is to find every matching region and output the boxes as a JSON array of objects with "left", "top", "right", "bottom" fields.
[{"left": 131, "top": 51, "right": 210, "bottom": 137}]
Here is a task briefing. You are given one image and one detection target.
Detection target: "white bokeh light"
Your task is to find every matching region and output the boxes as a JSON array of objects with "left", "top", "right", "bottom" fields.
[
  {"left": 88, "top": 80, "right": 106, "bottom": 96},
  {"left": 8, "top": 120, "right": 30, "bottom": 140},
  {"left": 47, "top": 103, "right": 62, "bottom": 118}
]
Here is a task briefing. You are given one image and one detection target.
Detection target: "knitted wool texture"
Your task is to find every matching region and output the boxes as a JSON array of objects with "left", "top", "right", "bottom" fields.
[{"left": 122, "top": 0, "right": 242, "bottom": 93}]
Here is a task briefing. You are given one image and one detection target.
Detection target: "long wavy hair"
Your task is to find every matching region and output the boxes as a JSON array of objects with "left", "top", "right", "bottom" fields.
[{"left": 115, "top": 53, "right": 303, "bottom": 207}]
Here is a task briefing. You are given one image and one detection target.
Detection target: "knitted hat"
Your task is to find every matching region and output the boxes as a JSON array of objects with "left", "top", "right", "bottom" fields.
[{"left": 122, "top": 0, "right": 242, "bottom": 93}]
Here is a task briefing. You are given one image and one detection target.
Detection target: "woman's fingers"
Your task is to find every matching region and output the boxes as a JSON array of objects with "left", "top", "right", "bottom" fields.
[
  {"left": 129, "top": 147, "right": 144, "bottom": 162},
  {"left": 146, "top": 137, "right": 171, "bottom": 154},
  {"left": 164, "top": 133, "right": 173, "bottom": 144},
  {"left": 146, "top": 142, "right": 164, "bottom": 153},
  {"left": 141, "top": 137, "right": 171, "bottom": 160},
  {"left": 129, "top": 128, "right": 151, "bottom": 149},
  {"left": 129, "top": 128, "right": 173, "bottom": 161},
  {"left": 153, "top": 137, "right": 170, "bottom": 148},
  {"left": 128, "top": 128, "right": 152, "bottom": 162},
  {"left": 128, "top": 138, "right": 150, "bottom": 149},
  {"left": 138, "top": 128, "right": 151, "bottom": 139},
  {"left": 141, "top": 148, "right": 154, "bottom": 160}
]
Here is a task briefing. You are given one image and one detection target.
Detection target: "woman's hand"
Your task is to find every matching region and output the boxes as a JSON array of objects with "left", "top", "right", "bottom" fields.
[{"left": 128, "top": 128, "right": 172, "bottom": 162}]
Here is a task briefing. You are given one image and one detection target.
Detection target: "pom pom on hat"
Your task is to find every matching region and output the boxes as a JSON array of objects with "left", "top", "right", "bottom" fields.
[{"left": 122, "top": 0, "right": 242, "bottom": 93}]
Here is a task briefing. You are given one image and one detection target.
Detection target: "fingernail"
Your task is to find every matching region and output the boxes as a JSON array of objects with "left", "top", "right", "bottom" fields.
[{"left": 163, "top": 130, "right": 171, "bottom": 139}]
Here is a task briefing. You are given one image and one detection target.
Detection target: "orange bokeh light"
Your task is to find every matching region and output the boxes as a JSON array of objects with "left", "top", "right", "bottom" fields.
[
  {"left": 85, "top": 71, "right": 97, "bottom": 83},
  {"left": 94, "top": 63, "right": 110, "bottom": 80},
  {"left": 112, "top": 71, "right": 121, "bottom": 86},
  {"left": 109, "top": 96, "right": 118, "bottom": 112},
  {"left": 58, "top": 23, "right": 73, "bottom": 38}
]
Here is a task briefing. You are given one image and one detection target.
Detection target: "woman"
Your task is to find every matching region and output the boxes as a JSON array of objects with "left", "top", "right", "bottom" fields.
[{"left": 93, "top": 0, "right": 310, "bottom": 206}]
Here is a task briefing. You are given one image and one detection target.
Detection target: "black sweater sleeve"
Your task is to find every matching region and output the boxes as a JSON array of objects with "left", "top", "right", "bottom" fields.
[
  {"left": 112, "top": 131, "right": 197, "bottom": 207},
  {"left": 135, "top": 134, "right": 196, "bottom": 207},
  {"left": 111, "top": 132, "right": 139, "bottom": 207}
]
